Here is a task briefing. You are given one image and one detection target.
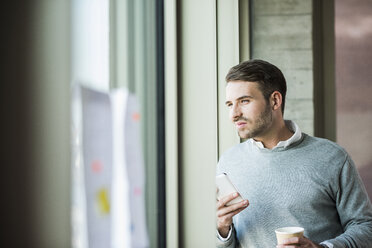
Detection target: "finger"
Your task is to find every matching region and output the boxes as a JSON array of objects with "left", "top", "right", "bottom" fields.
[
  {"left": 217, "top": 199, "right": 248, "bottom": 216},
  {"left": 218, "top": 202, "right": 248, "bottom": 221},
  {"left": 297, "top": 236, "right": 309, "bottom": 245},
  {"left": 217, "top": 204, "right": 246, "bottom": 223},
  {"left": 224, "top": 204, "right": 247, "bottom": 218},
  {"left": 218, "top": 192, "right": 247, "bottom": 209},
  {"left": 220, "top": 192, "right": 240, "bottom": 206},
  {"left": 217, "top": 206, "right": 247, "bottom": 228},
  {"left": 216, "top": 188, "right": 220, "bottom": 202},
  {"left": 217, "top": 197, "right": 248, "bottom": 212},
  {"left": 217, "top": 193, "right": 238, "bottom": 208},
  {"left": 217, "top": 204, "right": 241, "bottom": 217}
]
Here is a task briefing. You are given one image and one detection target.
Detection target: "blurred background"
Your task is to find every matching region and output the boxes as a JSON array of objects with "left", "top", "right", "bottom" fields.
[
  {"left": 336, "top": 0, "right": 372, "bottom": 200},
  {"left": 1, "top": 0, "right": 371, "bottom": 247}
]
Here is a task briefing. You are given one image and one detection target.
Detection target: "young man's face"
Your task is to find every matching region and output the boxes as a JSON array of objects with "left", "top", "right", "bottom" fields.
[{"left": 225, "top": 81, "right": 272, "bottom": 139}]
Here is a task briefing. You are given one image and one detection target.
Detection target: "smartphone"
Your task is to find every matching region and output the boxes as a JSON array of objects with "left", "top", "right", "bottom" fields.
[{"left": 216, "top": 173, "right": 244, "bottom": 206}]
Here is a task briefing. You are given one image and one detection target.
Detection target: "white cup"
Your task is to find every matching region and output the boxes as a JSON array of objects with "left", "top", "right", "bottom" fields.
[{"left": 275, "top": 226, "right": 304, "bottom": 244}]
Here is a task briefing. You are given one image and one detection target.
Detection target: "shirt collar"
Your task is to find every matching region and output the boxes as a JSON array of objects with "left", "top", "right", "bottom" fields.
[{"left": 248, "top": 120, "right": 302, "bottom": 149}]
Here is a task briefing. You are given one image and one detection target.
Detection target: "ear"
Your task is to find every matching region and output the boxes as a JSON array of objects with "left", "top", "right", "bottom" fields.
[{"left": 270, "top": 91, "right": 282, "bottom": 111}]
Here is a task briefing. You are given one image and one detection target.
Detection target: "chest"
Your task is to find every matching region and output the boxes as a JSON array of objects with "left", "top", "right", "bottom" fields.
[{"left": 226, "top": 157, "right": 335, "bottom": 213}]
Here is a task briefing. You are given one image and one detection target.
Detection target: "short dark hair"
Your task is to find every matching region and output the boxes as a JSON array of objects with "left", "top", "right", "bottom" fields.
[{"left": 225, "top": 59, "right": 287, "bottom": 114}]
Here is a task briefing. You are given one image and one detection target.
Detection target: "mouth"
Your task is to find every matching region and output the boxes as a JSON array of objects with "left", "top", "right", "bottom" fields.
[{"left": 235, "top": 121, "right": 247, "bottom": 128}]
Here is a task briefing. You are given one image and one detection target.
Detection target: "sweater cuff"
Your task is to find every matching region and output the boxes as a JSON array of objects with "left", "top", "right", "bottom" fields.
[
  {"left": 217, "top": 225, "right": 232, "bottom": 241},
  {"left": 319, "top": 241, "right": 334, "bottom": 248}
]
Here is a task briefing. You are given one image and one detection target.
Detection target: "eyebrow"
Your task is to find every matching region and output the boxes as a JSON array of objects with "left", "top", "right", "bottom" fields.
[{"left": 225, "top": 95, "right": 253, "bottom": 105}]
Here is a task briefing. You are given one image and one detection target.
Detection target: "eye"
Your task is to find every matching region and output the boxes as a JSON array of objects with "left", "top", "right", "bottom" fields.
[
  {"left": 226, "top": 103, "right": 233, "bottom": 108},
  {"left": 241, "top": 99, "right": 250, "bottom": 104}
]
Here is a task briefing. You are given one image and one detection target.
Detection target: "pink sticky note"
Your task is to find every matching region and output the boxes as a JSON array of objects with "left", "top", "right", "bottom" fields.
[
  {"left": 134, "top": 187, "right": 142, "bottom": 196},
  {"left": 91, "top": 160, "right": 103, "bottom": 173},
  {"left": 132, "top": 112, "right": 140, "bottom": 122}
]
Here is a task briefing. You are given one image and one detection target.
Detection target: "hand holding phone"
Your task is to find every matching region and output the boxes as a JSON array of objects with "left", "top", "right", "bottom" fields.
[{"left": 216, "top": 173, "right": 244, "bottom": 206}]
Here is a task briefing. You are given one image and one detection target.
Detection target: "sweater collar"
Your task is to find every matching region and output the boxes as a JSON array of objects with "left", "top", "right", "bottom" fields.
[{"left": 248, "top": 120, "right": 302, "bottom": 150}]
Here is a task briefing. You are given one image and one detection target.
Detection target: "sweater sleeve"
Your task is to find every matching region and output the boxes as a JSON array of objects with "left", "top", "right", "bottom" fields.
[
  {"left": 324, "top": 156, "right": 372, "bottom": 248},
  {"left": 216, "top": 224, "right": 237, "bottom": 248}
]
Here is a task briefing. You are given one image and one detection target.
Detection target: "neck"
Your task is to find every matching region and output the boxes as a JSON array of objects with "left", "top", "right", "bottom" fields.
[{"left": 254, "top": 119, "right": 294, "bottom": 149}]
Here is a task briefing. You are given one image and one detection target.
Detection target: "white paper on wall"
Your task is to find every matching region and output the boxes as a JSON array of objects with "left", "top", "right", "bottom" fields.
[
  {"left": 81, "top": 86, "right": 113, "bottom": 248},
  {"left": 72, "top": 84, "right": 149, "bottom": 248},
  {"left": 123, "top": 93, "right": 149, "bottom": 248}
]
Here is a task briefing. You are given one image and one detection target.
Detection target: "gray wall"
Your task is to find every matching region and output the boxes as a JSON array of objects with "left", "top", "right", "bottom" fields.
[
  {"left": 251, "top": 0, "right": 315, "bottom": 135},
  {"left": 250, "top": 0, "right": 335, "bottom": 138}
]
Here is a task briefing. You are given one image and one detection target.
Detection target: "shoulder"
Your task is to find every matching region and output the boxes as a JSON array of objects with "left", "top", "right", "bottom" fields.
[
  {"left": 303, "top": 134, "right": 347, "bottom": 154},
  {"left": 301, "top": 134, "right": 350, "bottom": 167}
]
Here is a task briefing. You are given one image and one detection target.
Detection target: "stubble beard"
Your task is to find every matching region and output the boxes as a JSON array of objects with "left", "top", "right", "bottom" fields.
[{"left": 236, "top": 103, "right": 272, "bottom": 139}]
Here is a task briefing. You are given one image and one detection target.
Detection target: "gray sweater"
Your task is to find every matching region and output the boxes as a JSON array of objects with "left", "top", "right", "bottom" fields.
[{"left": 216, "top": 134, "right": 372, "bottom": 248}]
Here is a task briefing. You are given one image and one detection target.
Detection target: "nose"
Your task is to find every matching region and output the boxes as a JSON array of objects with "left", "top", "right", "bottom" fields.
[{"left": 230, "top": 104, "right": 242, "bottom": 121}]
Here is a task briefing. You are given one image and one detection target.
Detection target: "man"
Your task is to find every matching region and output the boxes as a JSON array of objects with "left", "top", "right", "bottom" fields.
[{"left": 216, "top": 59, "right": 372, "bottom": 247}]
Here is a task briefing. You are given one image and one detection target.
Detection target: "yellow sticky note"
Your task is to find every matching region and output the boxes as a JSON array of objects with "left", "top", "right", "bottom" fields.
[{"left": 96, "top": 187, "right": 110, "bottom": 215}]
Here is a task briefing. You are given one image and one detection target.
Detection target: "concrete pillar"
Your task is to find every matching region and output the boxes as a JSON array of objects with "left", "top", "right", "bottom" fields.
[{"left": 250, "top": 0, "right": 334, "bottom": 136}]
